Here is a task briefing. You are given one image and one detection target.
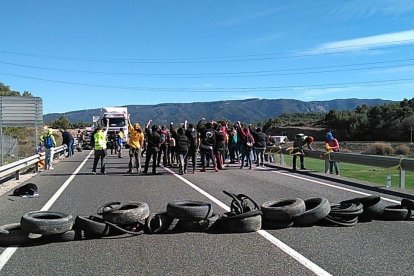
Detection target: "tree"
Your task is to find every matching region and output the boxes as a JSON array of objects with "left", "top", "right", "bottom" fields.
[
  {"left": 0, "top": 82, "right": 33, "bottom": 96},
  {"left": 49, "top": 116, "right": 72, "bottom": 130}
]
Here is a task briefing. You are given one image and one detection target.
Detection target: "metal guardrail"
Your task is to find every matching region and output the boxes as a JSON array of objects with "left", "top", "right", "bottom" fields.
[
  {"left": 0, "top": 145, "right": 68, "bottom": 181},
  {"left": 266, "top": 146, "right": 414, "bottom": 189}
]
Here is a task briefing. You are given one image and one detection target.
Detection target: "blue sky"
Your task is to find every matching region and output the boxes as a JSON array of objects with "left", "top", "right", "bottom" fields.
[{"left": 1, "top": 0, "right": 414, "bottom": 114}]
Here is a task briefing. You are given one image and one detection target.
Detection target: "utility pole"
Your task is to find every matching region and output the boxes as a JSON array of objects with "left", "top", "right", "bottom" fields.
[{"left": 411, "top": 125, "right": 413, "bottom": 144}]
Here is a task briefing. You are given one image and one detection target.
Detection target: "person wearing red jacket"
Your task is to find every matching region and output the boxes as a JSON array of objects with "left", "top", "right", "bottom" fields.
[{"left": 237, "top": 121, "right": 255, "bottom": 170}]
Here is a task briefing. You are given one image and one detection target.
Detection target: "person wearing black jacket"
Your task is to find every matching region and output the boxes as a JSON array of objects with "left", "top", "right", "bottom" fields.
[
  {"left": 170, "top": 122, "right": 189, "bottom": 175},
  {"left": 250, "top": 126, "right": 267, "bottom": 166},
  {"left": 143, "top": 120, "right": 161, "bottom": 175},
  {"left": 197, "top": 118, "right": 218, "bottom": 172},
  {"left": 61, "top": 129, "right": 75, "bottom": 157},
  {"left": 185, "top": 122, "right": 198, "bottom": 174}
]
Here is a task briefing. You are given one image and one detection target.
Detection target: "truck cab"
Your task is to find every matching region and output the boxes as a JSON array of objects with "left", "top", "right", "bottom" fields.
[{"left": 101, "top": 107, "right": 129, "bottom": 146}]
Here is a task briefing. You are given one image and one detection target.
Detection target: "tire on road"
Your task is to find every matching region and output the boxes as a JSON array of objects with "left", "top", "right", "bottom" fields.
[
  {"left": 145, "top": 212, "right": 175, "bottom": 234},
  {"left": 218, "top": 212, "right": 262, "bottom": 233},
  {"left": 167, "top": 200, "right": 213, "bottom": 220},
  {"left": 382, "top": 205, "right": 409, "bottom": 221},
  {"left": 294, "top": 198, "right": 331, "bottom": 226},
  {"left": 20, "top": 211, "right": 73, "bottom": 235},
  {"left": 262, "top": 219, "right": 294, "bottom": 229},
  {"left": 0, "top": 223, "right": 35, "bottom": 246},
  {"left": 177, "top": 214, "right": 220, "bottom": 232},
  {"left": 75, "top": 215, "right": 114, "bottom": 238},
  {"left": 401, "top": 198, "right": 414, "bottom": 210},
  {"left": 320, "top": 215, "right": 358, "bottom": 227},
  {"left": 97, "top": 202, "right": 123, "bottom": 215},
  {"left": 101, "top": 202, "right": 150, "bottom": 225},
  {"left": 42, "top": 230, "right": 80, "bottom": 243},
  {"left": 261, "top": 198, "right": 305, "bottom": 221}
]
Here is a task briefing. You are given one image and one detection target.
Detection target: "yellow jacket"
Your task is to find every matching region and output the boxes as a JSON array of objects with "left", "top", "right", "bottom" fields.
[{"left": 128, "top": 122, "right": 144, "bottom": 149}]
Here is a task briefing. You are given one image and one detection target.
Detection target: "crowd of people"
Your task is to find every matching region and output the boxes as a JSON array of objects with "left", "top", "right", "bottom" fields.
[
  {"left": 89, "top": 117, "right": 283, "bottom": 175},
  {"left": 40, "top": 117, "right": 340, "bottom": 176}
]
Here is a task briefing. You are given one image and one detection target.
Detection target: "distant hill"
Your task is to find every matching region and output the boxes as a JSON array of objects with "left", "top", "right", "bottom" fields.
[{"left": 43, "top": 98, "right": 393, "bottom": 125}]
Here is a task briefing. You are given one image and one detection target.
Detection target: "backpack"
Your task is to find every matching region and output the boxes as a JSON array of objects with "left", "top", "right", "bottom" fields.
[
  {"left": 44, "top": 135, "right": 54, "bottom": 148},
  {"left": 13, "top": 183, "right": 39, "bottom": 197}
]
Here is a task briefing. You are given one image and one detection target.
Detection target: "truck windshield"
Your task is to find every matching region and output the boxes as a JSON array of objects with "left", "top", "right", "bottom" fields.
[{"left": 105, "top": 118, "right": 125, "bottom": 127}]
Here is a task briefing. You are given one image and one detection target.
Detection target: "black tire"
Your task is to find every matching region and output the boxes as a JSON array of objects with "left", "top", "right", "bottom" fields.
[
  {"left": 167, "top": 200, "right": 213, "bottom": 220},
  {"left": 261, "top": 198, "right": 305, "bottom": 221},
  {"left": 262, "top": 219, "right": 294, "bottom": 229},
  {"left": 20, "top": 211, "right": 73, "bottom": 235},
  {"left": 177, "top": 214, "right": 220, "bottom": 232},
  {"left": 101, "top": 202, "right": 150, "bottom": 225},
  {"left": 74, "top": 215, "right": 114, "bottom": 238},
  {"left": 145, "top": 212, "right": 175, "bottom": 234},
  {"left": 329, "top": 203, "right": 364, "bottom": 217},
  {"left": 294, "top": 198, "right": 331, "bottom": 226},
  {"left": 0, "top": 223, "right": 34, "bottom": 246},
  {"left": 218, "top": 213, "right": 262, "bottom": 233},
  {"left": 401, "top": 198, "right": 414, "bottom": 210},
  {"left": 341, "top": 196, "right": 380, "bottom": 207},
  {"left": 97, "top": 202, "right": 123, "bottom": 215},
  {"left": 219, "top": 210, "right": 263, "bottom": 221},
  {"left": 42, "top": 230, "right": 81, "bottom": 243},
  {"left": 382, "top": 205, "right": 409, "bottom": 221},
  {"left": 320, "top": 215, "right": 358, "bottom": 227},
  {"left": 361, "top": 200, "right": 386, "bottom": 221}
]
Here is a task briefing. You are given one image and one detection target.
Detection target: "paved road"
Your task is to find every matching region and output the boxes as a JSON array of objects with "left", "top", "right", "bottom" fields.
[{"left": 0, "top": 150, "right": 413, "bottom": 275}]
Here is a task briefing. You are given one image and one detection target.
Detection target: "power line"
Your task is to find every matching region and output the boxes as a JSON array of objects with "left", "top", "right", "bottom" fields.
[
  {"left": 0, "top": 71, "right": 413, "bottom": 92},
  {"left": 1, "top": 38, "right": 414, "bottom": 64},
  {"left": 1, "top": 58, "right": 413, "bottom": 78}
]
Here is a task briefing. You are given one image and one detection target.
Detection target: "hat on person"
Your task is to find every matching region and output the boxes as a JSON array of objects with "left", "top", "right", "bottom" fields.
[{"left": 326, "top": 132, "right": 334, "bottom": 142}]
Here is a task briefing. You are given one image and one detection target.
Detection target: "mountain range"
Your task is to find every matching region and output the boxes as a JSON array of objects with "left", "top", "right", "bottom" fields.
[{"left": 44, "top": 98, "right": 392, "bottom": 125}]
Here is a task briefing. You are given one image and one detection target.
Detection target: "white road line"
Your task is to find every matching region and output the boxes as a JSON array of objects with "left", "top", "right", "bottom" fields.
[
  {"left": 0, "top": 151, "right": 93, "bottom": 272},
  {"left": 162, "top": 166, "right": 332, "bottom": 276},
  {"left": 258, "top": 167, "right": 400, "bottom": 204}
]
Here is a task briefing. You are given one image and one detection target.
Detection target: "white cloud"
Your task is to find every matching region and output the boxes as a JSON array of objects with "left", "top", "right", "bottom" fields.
[{"left": 309, "top": 29, "right": 414, "bottom": 54}]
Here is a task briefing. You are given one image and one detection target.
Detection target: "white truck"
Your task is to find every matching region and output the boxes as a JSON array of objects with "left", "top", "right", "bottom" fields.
[{"left": 101, "top": 107, "right": 129, "bottom": 146}]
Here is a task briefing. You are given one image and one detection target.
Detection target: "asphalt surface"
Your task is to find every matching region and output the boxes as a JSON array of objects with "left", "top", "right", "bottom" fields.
[{"left": 0, "top": 150, "right": 413, "bottom": 275}]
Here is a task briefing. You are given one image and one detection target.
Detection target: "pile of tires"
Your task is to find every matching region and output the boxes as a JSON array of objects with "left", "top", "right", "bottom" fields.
[
  {"left": 381, "top": 198, "right": 413, "bottom": 221},
  {"left": 320, "top": 202, "right": 363, "bottom": 227},
  {"left": 75, "top": 201, "right": 150, "bottom": 238},
  {"left": 216, "top": 191, "right": 262, "bottom": 233},
  {"left": 0, "top": 211, "right": 75, "bottom": 246},
  {"left": 261, "top": 198, "right": 305, "bottom": 229},
  {"left": 166, "top": 200, "right": 218, "bottom": 233}
]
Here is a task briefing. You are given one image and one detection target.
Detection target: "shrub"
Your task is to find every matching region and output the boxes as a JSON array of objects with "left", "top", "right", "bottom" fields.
[
  {"left": 364, "top": 143, "right": 395, "bottom": 156},
  {"left": 394, "top": 144, "right": 411, "bottom": 155}
]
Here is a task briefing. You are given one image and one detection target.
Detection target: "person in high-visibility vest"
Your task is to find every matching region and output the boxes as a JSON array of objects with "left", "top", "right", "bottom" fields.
[{"left": 92, "top": 120, "right": 109, "bottom": 174}]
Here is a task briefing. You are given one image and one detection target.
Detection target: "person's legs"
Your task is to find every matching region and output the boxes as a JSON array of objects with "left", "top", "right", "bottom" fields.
[
  {"left": 200, "top": 149, "right": 206, "bottom": 171},
  {"left": 136, "top": 148, "right": 141, "bottom": 172},
  {"left": 143, "top": 150, "right": 151, "bottom": 173},
  {"left": 292, "top": 155, "right": 297, "bottom": 170},
  {"left": 300, "top": 155, "right": 305, "bottom": 169},
  {"left": 100, "top": 150, "right": 106, "bottom": 173},
  {"left": 92, "top": 150, "right": 100, "bottom": 173},
  {"left": 151, "top": 149, "right": 158, "bottom": 174},
  {"left": 247, "top": 149, "right": 252, "bottom": 169},
  {"left": 128, "top": 148, "right": 134, "bottom": 172}
]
